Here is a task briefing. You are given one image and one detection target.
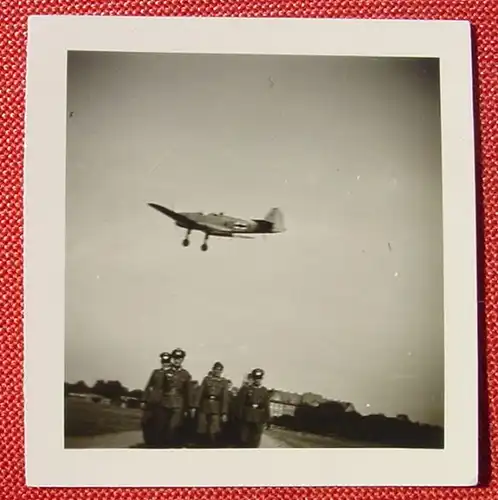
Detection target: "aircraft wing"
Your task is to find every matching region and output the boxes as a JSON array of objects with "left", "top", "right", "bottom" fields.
[
  {"left": 148, "top": 204, "right": 255, "bottom": 237},
  {"left": 147, "top": 203, "right": 205, "bottom": 230}
]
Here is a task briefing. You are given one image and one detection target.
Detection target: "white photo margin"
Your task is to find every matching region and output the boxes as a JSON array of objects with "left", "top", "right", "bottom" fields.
[{"left": 23, "top": 15, "right": 478, "bottom": 487}]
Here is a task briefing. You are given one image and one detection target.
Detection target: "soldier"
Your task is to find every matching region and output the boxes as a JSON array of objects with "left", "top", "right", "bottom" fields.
[
  {"left": 160, "top": 347, "right": 194, "bottom": 447},
  {"left": 180, "top": 379, "right": 199, "bottom": 444},
  {"left": 194, "top": 362, "right": 229, "bottom": 447},
  {"left": 220, "top": 379, "right": 238, "bottom": 446},
  {"left": 141, "top": 351, "right": 171, "bottom": 446},
  {"left": 235, "top": 368, "right": 271, "bottom": 448}
]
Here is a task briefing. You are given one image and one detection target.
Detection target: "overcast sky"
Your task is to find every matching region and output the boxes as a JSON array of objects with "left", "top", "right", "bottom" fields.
[{"left": 65, "top": 51, "right": 443, "bottom": 426}]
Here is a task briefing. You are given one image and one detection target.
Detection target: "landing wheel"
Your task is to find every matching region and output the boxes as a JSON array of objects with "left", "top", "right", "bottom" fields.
[
  {"left": 201, "top": 233, "right": 209, "bottom": 252},
  {"left": 182, "top": 229, "right": 191, "bottom": 247}
]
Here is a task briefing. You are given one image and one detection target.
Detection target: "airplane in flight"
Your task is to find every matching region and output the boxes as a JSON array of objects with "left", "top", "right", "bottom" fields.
[{"left": 147, "top": 203, "right": 285, "bottom": 251}]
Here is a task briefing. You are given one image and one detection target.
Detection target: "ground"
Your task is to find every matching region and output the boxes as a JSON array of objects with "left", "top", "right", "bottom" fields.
[
  {"left": 64, "top": 397, "right": 142, "bottom": 437},
  {"left": 64, "top": 398, "right": 382, "bottom": 448}
]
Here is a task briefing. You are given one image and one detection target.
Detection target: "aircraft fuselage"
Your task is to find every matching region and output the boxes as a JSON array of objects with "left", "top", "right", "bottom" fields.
[{"left": 175, "top": 212, "right": 273, "bottom": 236}]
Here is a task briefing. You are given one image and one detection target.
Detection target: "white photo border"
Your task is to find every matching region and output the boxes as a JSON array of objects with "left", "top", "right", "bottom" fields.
[{"left": 23, "top": 15, "right": 478, "bottom": 487}]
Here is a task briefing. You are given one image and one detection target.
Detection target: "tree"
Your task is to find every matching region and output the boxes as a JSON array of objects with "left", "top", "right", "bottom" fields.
[
  {"left": 65, "top": 380, "right": 91, "bottom": 395},
  {"left": 92, "top": 380, "right": 128, "bottom": 400}
]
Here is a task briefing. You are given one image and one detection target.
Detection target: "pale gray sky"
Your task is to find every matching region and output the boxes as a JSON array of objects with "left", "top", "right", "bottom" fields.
[{"left": 65, "top": 51, "right": 443, "bottom": 426}]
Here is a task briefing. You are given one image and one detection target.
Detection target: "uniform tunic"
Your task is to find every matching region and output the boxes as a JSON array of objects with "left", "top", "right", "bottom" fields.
[
  {"left": 220, "top": 388, "right": 239, "bottom": 446},
  {"left": 141, "top": 368, "right": 169, "bottom": 445},
  {"left": 195, "top": 374, "right": 229, "bottom": 438},
  {"left": 143, "top": 368, "right": 169, "bottom": 403},
  {"left": 161, "top": 367, "right": 193, "bottom": 409},
  {"left": 235, "top": 384, "right": 271, "bottom": 447},
  {"left": 142, "top": 366, "right": 192, "bottom": 446}
]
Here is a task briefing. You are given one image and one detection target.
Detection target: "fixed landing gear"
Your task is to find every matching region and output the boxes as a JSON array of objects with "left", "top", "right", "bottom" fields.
[
  {"left": 181, "top": 230, "right": 210, "bottom": 251},
  {"left": 201, "top": 234, "right": 209, "bottom": 252},
  {"left": 182, "top": 229, "right": 191, "bottom": 247}
]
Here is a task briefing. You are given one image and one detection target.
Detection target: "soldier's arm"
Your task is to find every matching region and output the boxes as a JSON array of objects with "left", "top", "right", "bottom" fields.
[
  {"left": 141, "top": 371, "right": 156, "bottom": 406},
  {"left": 184, "top": 372, "right": 194, "bottom": 409},
  {"left": 263, "top": 388, "right": 271, "bottom": 421},
  {"left": 234, "top": 386, "right": 248, "bottom": 418},
  {"left": 193, "top": 377, "right": 207, "bottom": 409},
  {"left": 143, "top": 370, "right": 155, "bottom": 393},
  {"left": 220, "top": 379, "right": 229, "bottom": 415}
]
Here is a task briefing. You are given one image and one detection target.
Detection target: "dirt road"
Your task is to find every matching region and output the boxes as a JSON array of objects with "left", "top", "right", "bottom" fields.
[
  {"left": 65, "top": 427, "right": 371, "bottom": 449},
  {"left": 65, "top": 430, "right": 291, "bottom": 449}
]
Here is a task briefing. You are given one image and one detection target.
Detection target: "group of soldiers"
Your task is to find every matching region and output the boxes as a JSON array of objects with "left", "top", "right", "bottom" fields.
[{"left": 141, "top": 348, "right": 271, "bottom": 448}]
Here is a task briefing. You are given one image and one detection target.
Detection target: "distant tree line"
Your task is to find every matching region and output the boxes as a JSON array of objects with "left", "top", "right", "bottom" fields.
[
  {"left": 64, "top": 380, "right": 145, "bottom": 404},
  {"left": 65, "top": 379, "right": 443, "bottom": 448},
  {"left": 271, "top": 400, "right": 444, "bottom": 448}
]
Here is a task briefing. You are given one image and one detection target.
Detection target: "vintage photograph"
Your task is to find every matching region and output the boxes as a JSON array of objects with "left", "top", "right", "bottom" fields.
[
  {"left": 24, "top": 16, "right": 478, "bottom": 487},
  {"left": 63, "top": 50, "right": 445, "bottom": 450}
]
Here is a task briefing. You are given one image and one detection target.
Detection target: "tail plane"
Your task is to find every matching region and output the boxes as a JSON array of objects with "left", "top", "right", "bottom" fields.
[{"left": 264, "top": 207, "right": 285, "bottom": 233}]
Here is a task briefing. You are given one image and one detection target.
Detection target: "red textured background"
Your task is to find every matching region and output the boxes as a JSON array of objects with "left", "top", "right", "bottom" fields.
[{"left": 1, "top": 0, "right": 495, "bottom": 498}]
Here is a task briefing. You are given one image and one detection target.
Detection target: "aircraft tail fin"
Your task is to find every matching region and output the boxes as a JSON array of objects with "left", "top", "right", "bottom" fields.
[{"left": 264, "top": 207, "right": 285, "bottom": 233}]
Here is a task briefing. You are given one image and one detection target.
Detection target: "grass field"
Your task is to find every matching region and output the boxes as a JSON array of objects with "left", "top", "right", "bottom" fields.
[{"left": 64, "top": 397, "right": 142, "bottom": 437}]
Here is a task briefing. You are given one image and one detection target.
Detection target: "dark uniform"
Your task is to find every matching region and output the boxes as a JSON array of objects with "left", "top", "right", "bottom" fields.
[
  {"left": 159, "top": 348, "right": 193, "bottom": 447},
  {"left": 220, "top": 380, "right": 238, "bottom": 446},
  {"left": 194, "top": 362, "right": 229, "bottom": 447},
  {"left": 222, "top": 372, "right": 253, "bottom": 446},
  {"left": 141, "top": 351, "right": 171, "bottom": 446},
  {"left": 235, "top": 368, "right": 271, "bottom": 448}
]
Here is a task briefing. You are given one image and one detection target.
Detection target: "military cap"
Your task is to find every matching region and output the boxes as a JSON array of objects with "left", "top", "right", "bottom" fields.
[
  {"left": 251, "top": 368, "right": 264, "bottom": 379},
  {"left": 171, "top": 348, "right": 186, "bottom": 359},
  {"left": 160, "top": 351, "right": 171, "bottom": 361},
  {"left": 212, "top": 361, "right": 224, "bottom": 370}
]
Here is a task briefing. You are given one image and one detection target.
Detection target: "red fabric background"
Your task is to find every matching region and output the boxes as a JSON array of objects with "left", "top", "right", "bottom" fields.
[{"left": 1, "top": 0, "right": 495, "bottom": 498}]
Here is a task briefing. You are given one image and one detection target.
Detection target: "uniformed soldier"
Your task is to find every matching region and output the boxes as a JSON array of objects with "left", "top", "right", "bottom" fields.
[
  {"left": 194, "top": 361, "right": 229, "bottom": 447},
  {"left": 160, "top": 348, "right": 194, "bottom": 447},
  {"left": 180, "top": 379, "right": 200, "bottom": 444},
  {"left": 141, "top": 351, "right": 171, "bottom": 446},
  {"left": 220, "top": 379, "right": 238, "bottom": 446},
  {"left": 235, "top": 368, "right": 271, "bottom": 448}
]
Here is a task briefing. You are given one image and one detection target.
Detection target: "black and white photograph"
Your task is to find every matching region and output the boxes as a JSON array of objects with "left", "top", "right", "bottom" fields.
[
  {"left": 24, "top": 16, "right": 478, "bottom": 487},
  {"left": 63, "top": 49, "right": 445, "bottom": 451}
]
